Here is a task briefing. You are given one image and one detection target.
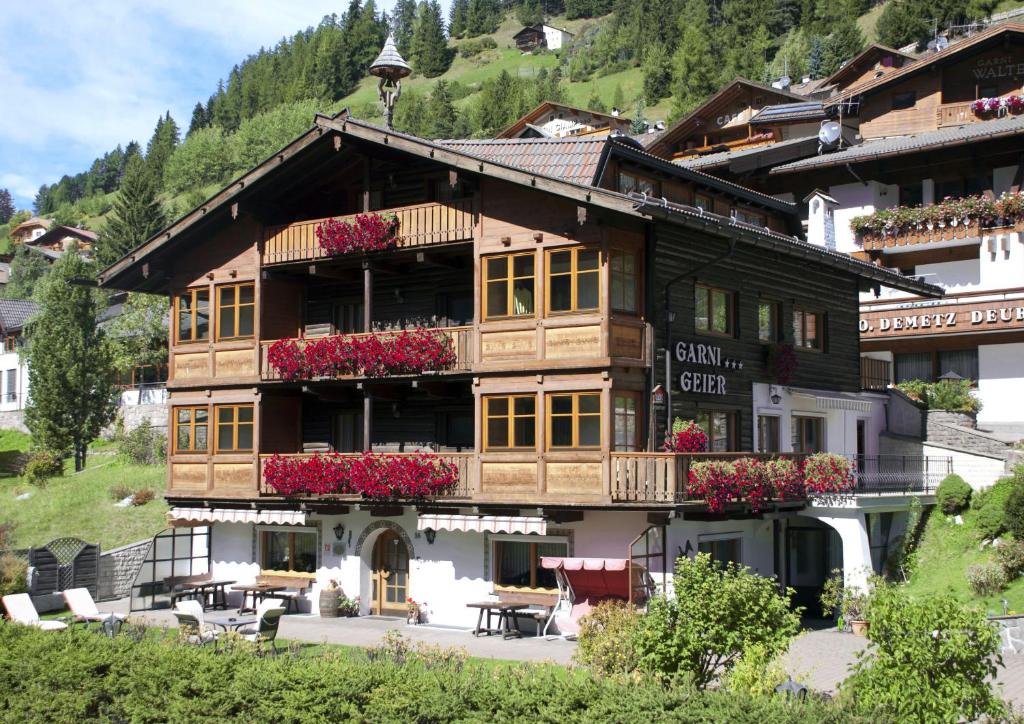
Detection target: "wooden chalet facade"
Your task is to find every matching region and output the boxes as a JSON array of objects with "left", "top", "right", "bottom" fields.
[{"left": 101, "top": 112, "right": 941, "bottom": 621}]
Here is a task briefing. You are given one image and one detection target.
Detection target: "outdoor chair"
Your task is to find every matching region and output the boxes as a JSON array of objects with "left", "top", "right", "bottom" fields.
[
  {"left": 238, "top": 606, "right": 285, "bottom": 655},
  {"left": 63, "top": 588, "right": 126, "bottom": 628},
  {"left": 1, "top": 593, "right": 68, "bottom": 631},
  {"left": 174, "top": 599, "right": 218, "bottom": 646}
]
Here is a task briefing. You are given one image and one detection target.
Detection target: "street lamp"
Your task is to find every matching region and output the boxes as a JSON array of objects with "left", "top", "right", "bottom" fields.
[{"left": 369, "top": 35, "right": 412, "bottom": 130}]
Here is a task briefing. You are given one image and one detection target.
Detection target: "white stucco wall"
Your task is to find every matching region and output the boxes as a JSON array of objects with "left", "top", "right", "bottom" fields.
[
  {"left": 978, "top": 343, "right": 1024, "bottom": 425},
  {"left": 0, "top": 350, "right": 29, "bottom": 412},
  {"left": 921, "top": 443, "right": 1006, "bottom": 489}
]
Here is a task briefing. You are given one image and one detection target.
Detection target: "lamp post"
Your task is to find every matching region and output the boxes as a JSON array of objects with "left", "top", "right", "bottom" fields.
[{"left": 369, "top": 35, "right": 412, "bottom": 130}]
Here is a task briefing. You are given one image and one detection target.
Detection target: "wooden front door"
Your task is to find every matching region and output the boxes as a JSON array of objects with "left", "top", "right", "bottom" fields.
[{"left": 371, "top": 530, "right": 409, "bottom": 616}]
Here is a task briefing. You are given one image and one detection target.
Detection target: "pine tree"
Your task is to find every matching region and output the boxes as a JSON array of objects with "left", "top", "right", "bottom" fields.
[
  {"left": 425, "top": 80, "right": 459, "bottom": 138},
  {"left": 807, "top": 35, "right": 824, "bottom": 79},
  {"left": 393, "top": 0, "right": 418, "bottom": 55},
  {"left": 188, "top": 102, "right": 209, "bottom": 136},
  {"left": 395, "top": 91, "right": 429, "bottom": 135},
  {"left": 449, "top": 0, "right": 469, "bottom": 38},
  {"left": 517, "top": 0, "right": 544, "bottom": 26},
  {"left": 587, "top": 90, "right": 608, "bottom": 112},
  {"left": 876, "top": 0, "right": 931, "bottom": 49},
  {"left": 410, "top": 0, "right": 451, "bottom": 77},
  {"left": 466, "top": 0, "right": 500, "bottom": 37},
  {"left": 612, "top": 83, "right": 625, "bottom": 111},
  {"left": 0, "top": 189, "right": 14, "bottom": 225},
  {"left": 145, "top": 111, "right": 180, "bottom": 186},
  {"left": 631, "top": 98, "right": 649, "bottom": 134},
  {"left": 99, "top": 154, "right": 166, "bottom": 266},
  {"left": 24, "top": 245, "right": 118, "bottom": 471},
  {"left": 0, "top": 244, "right": 50, "bottom": 300},
  {"left": 669, "top": 0, "right": 720, "bottom": 121},
  {"left": 820, "top": 16, "right": 865, "bottom": 77},
  {"left": 642, "top": 43, "right": 673, "bottom": 104}
]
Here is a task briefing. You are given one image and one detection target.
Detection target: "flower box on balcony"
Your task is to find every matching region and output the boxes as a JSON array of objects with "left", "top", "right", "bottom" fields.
[
  {"left": 316, "top": 213, "right": 399, "bottom": 256},
  {"left": 263, "top": 452, "right": 459, "bottom": 498}
]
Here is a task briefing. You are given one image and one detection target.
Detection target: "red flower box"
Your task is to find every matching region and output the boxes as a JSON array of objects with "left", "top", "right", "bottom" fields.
[
  {"left": 316, "top": 213, "right": 399, "bottom": 256},
  {"left": 802, "top": 452, "right": 856, "bottom": 495},
  {"left": 264, "top": 452, "right": 459, "bottom": 498},
  {"left": 664, "top": 419, "right": 709, "bottom": 452}
]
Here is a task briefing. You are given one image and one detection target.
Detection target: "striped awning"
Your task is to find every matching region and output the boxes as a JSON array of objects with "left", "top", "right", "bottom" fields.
[
  {"left": 168, "top": 507, "right": 307, "bottom": 526},
  {"left": 417, "top": 514, "right": 547, "bottom": 535}
]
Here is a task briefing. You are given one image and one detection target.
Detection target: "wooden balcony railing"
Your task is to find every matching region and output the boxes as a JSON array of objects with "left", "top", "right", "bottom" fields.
[
  {"left": 261, "top": 198, "right": 478, "bottom": 266},
  {"left": 259, "top": 326, "right": 475, "bottom": 381},
  {"left": 935, "top": 101, "right": 1024, "bottom": 128},
  {"left": 258, "top": 452, "right": 475, "bottom": 498},
  {"left": 860, "top": 357, "right": 891, "bottom": 392}
]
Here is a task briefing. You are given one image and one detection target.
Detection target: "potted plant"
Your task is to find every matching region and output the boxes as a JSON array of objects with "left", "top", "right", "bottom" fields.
[
  {"left": 319, "top": 579, "right": 341, "bottom": 618},
  {"left": 338, "top": 593, "right": 360, "bottom": 617},
  {"left": 406, "top": 597, "right": 422, "bottom": 625},
  {"left": 820, "top": 569, "right": 871, "bottom": 635}
]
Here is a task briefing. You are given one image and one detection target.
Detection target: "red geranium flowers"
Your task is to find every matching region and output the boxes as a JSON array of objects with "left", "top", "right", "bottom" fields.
[
  {"left": 316, "top": 213, "right": 399, "bottom": 256},
  {"left": 264, "top": 452, "right": 459, "bottom": 498}
]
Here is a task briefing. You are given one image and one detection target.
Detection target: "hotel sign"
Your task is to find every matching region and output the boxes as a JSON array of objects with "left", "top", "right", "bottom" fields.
[
  {"left": 674, "top": 340, "right": 743, "bottom": 396},
  {"left": 860, "top": 298, "right": 1024, "bottom": 339}
]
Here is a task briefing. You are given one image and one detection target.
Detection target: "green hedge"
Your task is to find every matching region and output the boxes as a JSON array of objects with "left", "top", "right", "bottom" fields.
[{"left": 0, "top": 625, "right": 858, "bottom": 722}]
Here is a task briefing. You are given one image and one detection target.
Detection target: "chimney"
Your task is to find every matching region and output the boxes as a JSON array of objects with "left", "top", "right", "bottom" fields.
[
  {"left": 611, "top": 107, "right": 621, "bottom": 117},
  {"left": 804, "top": 190, "right": 839, "bottom": 250}
]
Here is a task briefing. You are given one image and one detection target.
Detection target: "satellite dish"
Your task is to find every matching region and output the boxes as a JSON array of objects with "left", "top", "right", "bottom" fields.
[
  {"left": 818, "top": 121, "right": 841, "bottom": 153},
  {"left": 936, "top": 36, "right": 950, "bottom": 50}
]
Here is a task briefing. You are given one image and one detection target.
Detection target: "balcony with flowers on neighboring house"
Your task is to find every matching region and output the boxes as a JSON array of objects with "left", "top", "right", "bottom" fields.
[{"left": 936, "top": 94, "right": 1024, "bottom": 128}]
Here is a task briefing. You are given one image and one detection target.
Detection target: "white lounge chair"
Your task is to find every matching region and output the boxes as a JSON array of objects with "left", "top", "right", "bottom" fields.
[
  {"left": 174, "top": 599, "right": 217, "bottom": 646},
  {"left": 63, "top": 588, "right": 126, "bottom": 626},
  {"left": 2, "top": 593, "right": 68, "bottom": 631}
]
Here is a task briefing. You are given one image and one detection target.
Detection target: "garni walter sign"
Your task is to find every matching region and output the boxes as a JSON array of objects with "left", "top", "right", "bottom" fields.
[
  {"left": 674, "top": 340, "right": 743, "bottom": 395},
  {"left": 860, "top": 297, "right": 1024, "bottom": 339}
]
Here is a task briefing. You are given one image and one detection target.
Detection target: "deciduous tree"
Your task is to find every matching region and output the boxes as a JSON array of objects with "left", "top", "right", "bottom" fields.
[{"left": 0, "top": 244, "right": 50, "bottom": 300}]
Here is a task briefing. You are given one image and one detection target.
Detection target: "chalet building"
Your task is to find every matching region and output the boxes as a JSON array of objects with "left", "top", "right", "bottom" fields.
[
  {"left": 9, "top": 217, "right": 51, "bottom": 246},
  {"left": 512, "top": 24, "right": 573, "bottom": 53},
  {"left": 657, "top": 23, "right": 1024, "bottom": 444},
  {"left": 24, "top": 224, "right": 97, "bottom": 260},
  {"left": 496, "top": 101, "right": 633, "bottom": 140},
  {"left": 99, "top": 110, "right": 942, "bottom": 623}
]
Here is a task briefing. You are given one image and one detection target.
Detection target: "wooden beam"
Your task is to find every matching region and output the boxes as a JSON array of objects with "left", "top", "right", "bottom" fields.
[
  {"left": 301, "top": 385, "right": 357, "bottom": 404},
  {"left": 370, "top": 505, "right": 404, "bottom": 517},
  {"left": 415, "top": 251, "right": 461, "bottom": 269},
  {"left": 546, "top": 509, "right": 585, "bottom": 524},
  {"left": 309, "top": 264, "right": 359, "bottom": 281},
  {"left": 646, "top": 512, "right": 671, "bottom": 525}
]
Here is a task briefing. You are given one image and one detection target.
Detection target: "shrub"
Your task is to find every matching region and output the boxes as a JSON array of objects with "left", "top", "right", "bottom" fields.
[
  {"left": 894, "top": 379, "right": 980, "bottom": 413},
  {"left": 722, "top": 642, "right": 789, "bottom": 697},
  {"left": 574, "top": 600, "right": 643, "bottom": 675},
  {"left": 975, "top": 477, "right": 1014, "bottom": 539},
  {"left": 966, "top": 562, "right": 1007, "bottom": 596},
  {"left": 935, "top": 473, "right": 972, "bottom": 514},
  {"left": 0, "top": 553, "right": 28, "bottom": 598},
  {"left": 631, "top": 553, "right": 801, "bottom": 689},
  {"left": 118, "top": 420, "right": 166, "bottom": 465},
  {"left": 993, "top": 539, "right": 1024, "bottom": 580},
  {"left": 0, "top": 520, "right": 14, "bottom": 548},
  {"left": 131, "top": 488, "right": 155, "bottom": 506},
  {"left": 1003, "top": 466, "right": 1024, "bottom": 540},
  {"left": 23, "top": 450, "right": 64, "bottom": 486},
  {"left": 457, "top": 36, "right": 497, "bottom": 57},
  {"left": 844, "top": 583, "right": 1005, "bottom": 722},
  {"left": 109, "top": 484, "right": 134, "bottom": 501}
]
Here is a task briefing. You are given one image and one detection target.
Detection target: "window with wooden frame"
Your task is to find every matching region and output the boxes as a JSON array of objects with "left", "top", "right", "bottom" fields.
[
  {"left": 214, "top": 403, "right": 254, "bottom": 452},
  {"left": 696, "top": 410, "right": 737, "bottom": 452},
  {"left": 493, "top": 537, "right": 568, "bottom": 591},
  {"left": 613, "top": 392, "right": 640, "bottom": 451},
  {"left": 757, "top": 300, "right": 781, "bottom": 344},
  {"left": 483, "top": 253, "right": 535, "bottom": 319},
  {"left": 175, "top": 288, "right": 210, "bottom": 343},
  {"left": 259, "top": 528, "right": 318, "bottom": 573},
  {"left": 3, "top": 335, "right": 17, "bottom": 352},
  {"left": 547, "top": 391, "right": 601, "bottom": 449},
  {"left": 547, "top": 247, "right": 600, "bottom": 314},
  {"left": 174, "top": 406, "right": 209, "bottom": 453},
  {"left": 792, "top": 415, "right": 824, "bottom": 453},
  {"left": 694, "top": 194, "right": 713, "bottom": 212},
  {"left": 216, "top": 282, "right": 255, "bottom": 340},
  {"left": 483, "top": 395, "right": 536, "bottom": 450},
  {"left": 757, "top": 415, "right": 780, "bottom": 453},
  {"left": 609, "top": 248, "right": 640, "bottom": 314},
  {"left": 734, "top": 208, "right": 765, "bottom": 226},
  {"left": 793, "top": 308, "right": 824, "bottom": 350},
  {"left": 695, "top": 284, "right": 735, "bottom": 337},
  {"left": 617, "top": 170, "right": 660, "bottom": 196}
]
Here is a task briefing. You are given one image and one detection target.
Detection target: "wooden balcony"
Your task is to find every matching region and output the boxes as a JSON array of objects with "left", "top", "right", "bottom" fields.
[
  {"left": 859, "top": 220, "right": 986, "bottom": 251},
  {"left": 860, "top": 357, "right": 891, "bottom": 392},
  {"left": 259, "top": 326, "right": 476, "bottom": 381},
  {"left": 935, "top": 101, "right": 1024, "bottom": 128},
  {"left": 261, "top": 198, "right": 478, "bottom": 266}
]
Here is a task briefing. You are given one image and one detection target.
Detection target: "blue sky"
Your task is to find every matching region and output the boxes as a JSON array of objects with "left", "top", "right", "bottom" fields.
[{"left": 0, "top": 1, "right": 414, "bottom": 210}]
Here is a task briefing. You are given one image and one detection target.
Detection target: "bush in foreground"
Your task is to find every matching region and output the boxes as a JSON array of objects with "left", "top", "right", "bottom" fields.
[
  {"left": 935, "top": 473, "right": 972, "bottom": 514},
  {"left": 22, "top": 449, "right": 63, "bottom": 487},
  {"left": 975, "top": 476, "right": 1015, "bottom": 540},
  {"left": 0, "top": 625, "right": 857, "bottom": 722}
]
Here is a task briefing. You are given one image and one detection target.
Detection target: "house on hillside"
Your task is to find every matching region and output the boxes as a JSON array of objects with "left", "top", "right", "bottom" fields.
[
  {"left": 513, "top": 24, "right": 573, "bottom": 52},
  {"left": 25, "top": 224, "right": 97, "bottom": 260},
  {"left": 9, "top": 217, "right": 51, "bottom": 246},
  {"left": 0, "top": 299, "right": 37, "bottom": 415},
  {"left": 497, "top": 101, "right": 632, "bottom": 139},
  {"left": 98, "top": 100, "right": 945, "bottom": 620}
]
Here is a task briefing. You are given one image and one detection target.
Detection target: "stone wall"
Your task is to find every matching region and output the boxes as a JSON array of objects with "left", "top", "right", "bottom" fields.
[
  {"left": 97, "top": 539, "right": 152, "bottom": 601},
  {"left": 0, "top": 409, "right": 28, "bottom": 433},
  {"left": 993, "top": 615, "right": 1024, "bottom": 656},
  {"left": 887, "top": 389, "right": 925, "bottom": 438},
  {"left": 926, "top": 412, "right": 1010, "bottom": 458}
]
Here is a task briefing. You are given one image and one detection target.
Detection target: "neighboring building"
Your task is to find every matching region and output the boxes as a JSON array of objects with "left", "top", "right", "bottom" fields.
[
  {"left": 656, "top": 23, "right": 1024, "bottom": 442},
  {"left": 25, "top": 224, "right": 97, "bottom": 260},
  {"left": 512, "top": 24, "right": 573, "bottom": 52},
  {"left": 0, "top": 299, "right": 37, "bottom": 413},
  {"left": 496, "top": 101, "right": 633, "bottom": 139},
  {"left": 791, "top": 44, "right": 918, "bottom": 99},
  {"left": 9, "top": 217, "right": 51, "bottom": 246},
  {"left": 99, "top": 110, "right": 941, "bottom": 622}
]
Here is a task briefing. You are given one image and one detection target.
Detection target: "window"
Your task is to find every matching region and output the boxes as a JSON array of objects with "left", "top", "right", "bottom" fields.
[
  {"left": 548, "top": 247, "right": 600, "bottom": 314},
  {"left": 174, "top": 406, "right": 209, "bottom": 453},
  {"left": 175, "top": 288, "right": 210, "bottom": 343},
  {"left": 793, "top": 309, "right": 824, "bottom": 350},
  {"left": 757, "top": 300, "right": 780, "bottom": 343},
  {"left": 734, "top": 208, "right": 765, "bottom": 225},
  {"left": 217, "top": 282, "right": 255, "bottom": 340},
  {"left": 617, "top": 170, "right": 659, "bottom": 196},
  {"left": 260, "top": 528, "right": 317, "bottom": 573},
  {"left": 899, "top": 183, "right": 923, "bottom": 208},
  {"left": 698, "top": 535, "right": 741, "bottom": 566},
  {"left": 484, "top": 253, "right": 535, "bottom": 319},
  {"left": 4, "top": 369, "right": 15, "bottom": 403},
  {"left": 696, "top": 410, "right": 736, "bottom": 452},
  {"left": 938, "top": 349, "right": 979, "bottom": 382},
  {"left": 758, "top": 415, "right": 780, "bottom": 453},
  {"left": 214, "top": 404, "right": 254, "bottom": 452},
  {"left": 483, "top": 395, "right": 536, "bottom": 450},
  {"left": 891, "top": 91, "right": 916, "bottom": 110},
  {"left": 493, "top": 537, "right": 568, "bottom": 591},
  {"left": 695, "top": 284, "right": 735, "bottom": 336},
  {"left": 3, "top": 335, "right": 17, "bottom": 352},
  {"left": 613, "top": 393, "right": 639, "bottom": 451},
  {"left": 548, "top": 392, "right": 601, "bottom": 449},
  {"left": 792, "top": 415, "right": 824, "bottom": 453},
  {"left": 609, "top": 249, "right": 639, "bottom": 313},
  {"left": 695, "top": 194, "right": 712, "bottom": 212}
]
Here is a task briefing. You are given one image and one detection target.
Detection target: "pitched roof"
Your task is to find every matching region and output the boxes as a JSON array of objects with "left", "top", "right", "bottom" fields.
[
  {"left": 820, "top": 43, "right": 918, "bottom": 90},
  {"left": 770, "top": 113, "right": 1024, "bottom": 174},
  {"left": 438, "top": 136, "right": 607, "bottom": 185},
  {"left": 749, "top": 101, "right": 826, "bottom": 125},
  {"left": 0, "top": 299, "right": 39, "bottom": 333},
  {"left": 10, "top": 217, "right": 51, "bottom": 234},
  {"left": 496, "top": 100, "right": 631, "bottom": 139},
  {"left": 675, "top": 135, "right": 821, "bottom": 172},
  {"left": 26, "top": 224, "right": 98, "bottom": 248}
]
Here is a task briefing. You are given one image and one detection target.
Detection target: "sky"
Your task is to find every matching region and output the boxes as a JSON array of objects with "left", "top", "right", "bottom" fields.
[{"left": 0, "top": 1, "right": 414, "bottom": 211}]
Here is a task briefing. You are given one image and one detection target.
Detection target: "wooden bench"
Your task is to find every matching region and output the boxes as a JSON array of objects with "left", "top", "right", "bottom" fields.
[
  {"left": 255, "top": 573, "right": 316, "bottom": 613},
  {"left": 495, "top": 591, "right": 558, "bottom": 637},
  {"left": 164, "top": 573, "right": 212, "bottom": 608}
]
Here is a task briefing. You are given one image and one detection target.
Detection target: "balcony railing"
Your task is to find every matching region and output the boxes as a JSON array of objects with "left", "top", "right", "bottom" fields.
[
  {"left": 259, "top": 326, "right": 475, "bottom": 381},
  {"left": 261, "top": 198, "right": 478, "bottom": 266},
  {"left": 854, "top": 455, "right": 950, "bottom": 494},
  {"left": 258, "top": 452, "right": 475, "bottom": 498},
  {"left": 860, "top": 357, "right": 891, "bottom": 391},
  {"left": 935, "top": 100, "right": 1024, "bottom": 128}
]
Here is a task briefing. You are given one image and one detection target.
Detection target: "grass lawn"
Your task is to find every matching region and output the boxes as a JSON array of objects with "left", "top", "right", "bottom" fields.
[
  {"left": 904, "top": 502, "right": 1024, "bottom": 616},
  {"left": 0, "top": 429, "right": 168, "bottom": 550},
  {"left": 857, "top": 1, "right": 889, "bottom": 44}
]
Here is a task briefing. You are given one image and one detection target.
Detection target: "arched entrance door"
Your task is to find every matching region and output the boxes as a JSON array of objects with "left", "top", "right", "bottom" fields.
[{"left": 371, "top": 529, "right": 410, "bottom": 616}]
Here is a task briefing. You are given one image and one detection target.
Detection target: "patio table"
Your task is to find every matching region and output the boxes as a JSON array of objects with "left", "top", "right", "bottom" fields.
[
  {"left": 204, "top": 614, "right": 257, "bottom": 632},
  {"left": 466, "top": 601, "right": 529, "bottom": 640},
  {"left": 232, "top": 584, "right": 287, "bottom": 614},
  {"left": 192, "top": 580, "right": 236, "bottom": 611}
]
